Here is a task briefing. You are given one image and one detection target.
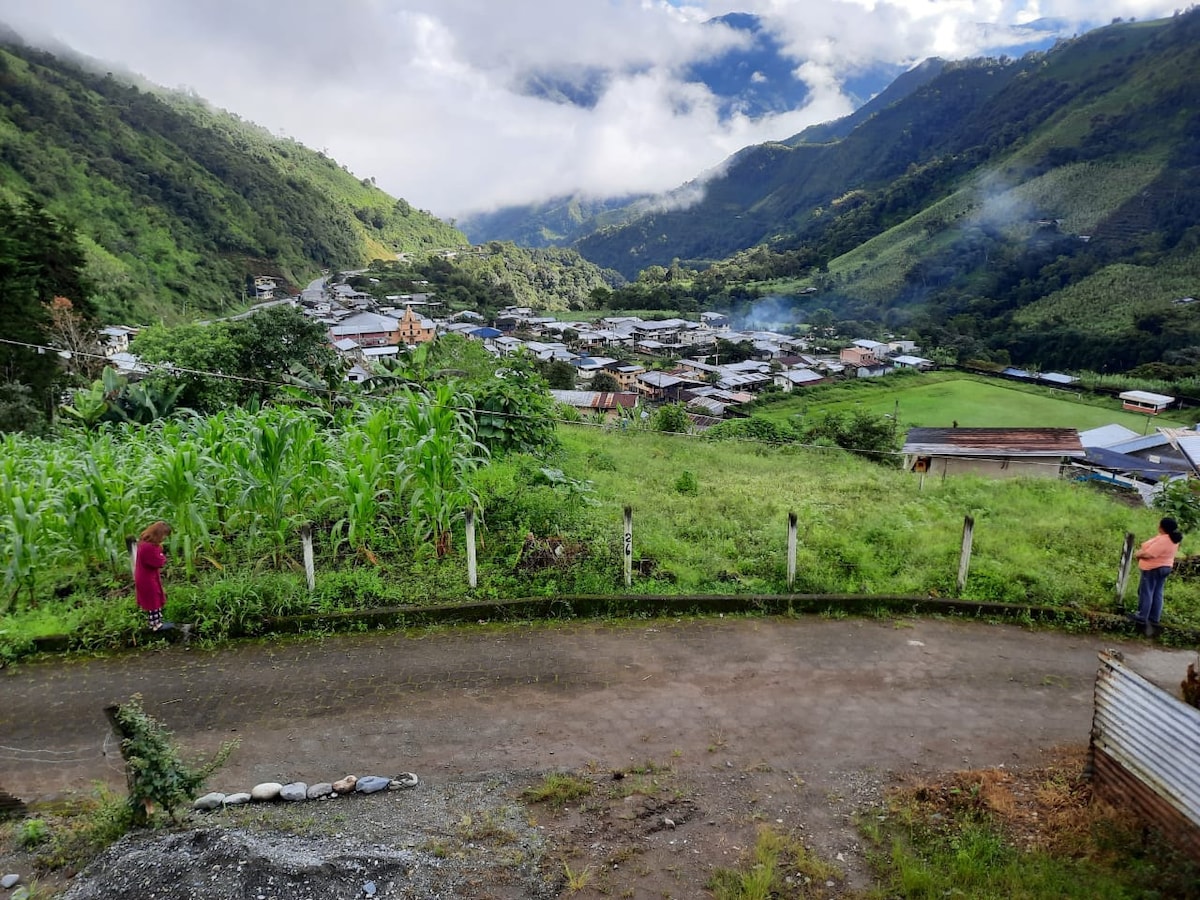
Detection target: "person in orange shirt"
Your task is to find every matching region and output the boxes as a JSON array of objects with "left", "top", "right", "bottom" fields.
[{"left": 1130, "top": 516, "right": 1183, "bottom": 637}]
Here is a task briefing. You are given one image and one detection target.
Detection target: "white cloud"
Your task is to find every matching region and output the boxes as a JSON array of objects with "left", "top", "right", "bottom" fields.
[{"left": 0, "top": 0, "right": 1179, "bottom": 219}]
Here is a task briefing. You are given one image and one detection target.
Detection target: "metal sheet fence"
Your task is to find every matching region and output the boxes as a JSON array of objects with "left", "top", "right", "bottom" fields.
[{"left": 1090, "top": 652, "right": 1200, "bottom": 860}]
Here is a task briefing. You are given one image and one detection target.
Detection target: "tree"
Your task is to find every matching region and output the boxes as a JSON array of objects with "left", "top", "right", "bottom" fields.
[
  {"left": 808, "top": 308, "right": 835, "bottom": 335},
  {"left": 0, "top": 382, "right": 48, "bottom": 435},
  {"left": 42, "top": 296, "right": 105, "bottom": 382},
  {"left": 538, "top": 359, "right": 578, "bottom": 390},
  {"left": 653, "top": 403, "right": 691, "bottom": 434},
  {"left": 0, "top": 198, "right": 92, "bottom": 424},
  {"left": 472, "top": 362, "right": 558, "bottom": 454},
  {"left": 591, "top": 372, "right": 620, "bottom": 393},
  {"left": 224, "top": 305, "right": 335, "bottom": 401},
  {"left": 131, "top": 323, "right": 241, "bottom": 413}
]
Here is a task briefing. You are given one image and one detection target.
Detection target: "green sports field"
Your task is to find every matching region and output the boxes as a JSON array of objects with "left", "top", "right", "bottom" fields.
[{"left": 759, "top": 374, "right": 1188, "bottom": 433}]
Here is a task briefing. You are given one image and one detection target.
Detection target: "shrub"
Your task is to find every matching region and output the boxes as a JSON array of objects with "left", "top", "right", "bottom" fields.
[
  {"left": 19, "top": 818, "right": 49, "bottom": 848},
  {"left": 674, "top": 471, "right": 699, "bottom": 495},
  {"left": 705, "top": 416, "right": 797, "bottom": 445},
  {"left": 652, "top": 403, "right": 691, "bottom": 434},
  {"left": 109, "top": 694, "right": 238, "bottom": 823}
]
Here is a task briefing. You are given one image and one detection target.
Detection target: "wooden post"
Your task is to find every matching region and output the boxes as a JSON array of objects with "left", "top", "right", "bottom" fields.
[
  {"left": 127, "top": 536, "right": 137, "bottom": 578},
  {"left": 623, "top": 505, "right": 633, "bottom": 589},
  {"left": 300, "top": 525, "right": 315, "bottom": 593},
  {"left": 956, "top": 515, "right": 975, "bottom": 596},
  {"left": 103, "top": 704, "right": 144, "bottom": 824},
  {"left": 1115, "top": 531, "right": 1135, "bottom": 610},
  {"left": 465, "top": 508, "right": 477, "bottom": 589},
  {"left": 786, "top": 511, "right": 798, "bottom": 591}
]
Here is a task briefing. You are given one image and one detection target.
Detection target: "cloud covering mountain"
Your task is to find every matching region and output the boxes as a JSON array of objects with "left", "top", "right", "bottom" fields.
[{"left": 2, "top": 0, "right": 1178, "bottom": 218}]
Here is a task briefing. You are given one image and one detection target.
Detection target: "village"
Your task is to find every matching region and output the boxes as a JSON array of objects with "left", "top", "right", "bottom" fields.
[
  {"left": 97, "top": 272, "right": 940, "bottom": 418},
  {"left": 86, "top": 272, "right": 1200, "bottom": 509}
]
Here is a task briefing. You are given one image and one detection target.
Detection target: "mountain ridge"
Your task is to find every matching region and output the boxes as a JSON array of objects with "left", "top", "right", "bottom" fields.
[{"left": 0, "top": 32, "right": 465, "bottom": 322}]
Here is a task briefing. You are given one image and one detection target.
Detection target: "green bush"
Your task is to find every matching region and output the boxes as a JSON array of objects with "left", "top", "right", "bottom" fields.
[
  {"left": 111, "top": 694, "right": 237, "bottom": 823},
  {"left": 674, "top": 471, "right": 699, "bottom": 495},
  {"left": 652, "top": 403, "right": 691, "bottom": 434},
  {"left": 19, "top": 818, "right": 49, "bottom": 848}
]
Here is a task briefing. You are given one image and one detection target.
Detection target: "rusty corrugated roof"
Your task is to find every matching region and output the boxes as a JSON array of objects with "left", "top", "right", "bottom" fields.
[{"left": 903, "top": 427, "right": 1085, "bottom": 457}]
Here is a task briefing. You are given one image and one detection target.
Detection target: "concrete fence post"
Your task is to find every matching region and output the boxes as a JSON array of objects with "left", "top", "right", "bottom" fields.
[
  {"left": 1115, "top": 531, "right": 1135, "bottom": 610},
  {"left": 465, "top": 508, "right": 477, "bottom": 589},
  {"left": 623, "top": 505, "right": 633, "bottom": 589},
  {"left": 300, "top": 525, "right": 315, "bottom": 593},
  {"left": 786, "top": 511, "right": 798, "bottom": 591},
  {"left": 956, "top": 515, "right": 975, "bottom": 596}
]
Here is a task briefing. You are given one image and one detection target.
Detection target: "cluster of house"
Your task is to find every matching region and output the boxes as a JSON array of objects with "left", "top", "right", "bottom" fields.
[
  {"left": 303, "top": 291, "right": 938, "bottom": 424},
  {"left": 900, "top": 395, "right": 1196, "bottom": 506}
]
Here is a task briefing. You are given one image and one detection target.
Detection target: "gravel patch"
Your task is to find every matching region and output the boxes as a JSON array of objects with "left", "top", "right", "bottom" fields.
[{"left": 60, "top": 774, "right": 557, "bottom": 900}]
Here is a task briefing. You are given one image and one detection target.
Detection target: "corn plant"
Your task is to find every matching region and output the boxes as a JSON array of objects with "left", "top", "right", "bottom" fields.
[
  {"left": 398, "top": 385, "right": 488, "bottom": 557},
  {"left": 2, "top": 487, "right": 53, "bottom": 612},
  {"left": 149, "top": 437, "right": 212, "bottom": 575},
  {"left": 229, "top": 412, "right": 310, "bottom": 564}
]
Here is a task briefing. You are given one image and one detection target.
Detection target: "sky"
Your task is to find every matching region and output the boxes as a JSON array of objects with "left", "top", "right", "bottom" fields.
[{"left": 2, "top": 0, "right": 1180, "bottom": 220}]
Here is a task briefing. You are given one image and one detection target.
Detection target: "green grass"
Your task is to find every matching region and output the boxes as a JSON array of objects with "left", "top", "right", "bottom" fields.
[
  {"left": 708, "top": 825, "right": 841, "bottom": 899},
  {"left": 519, "top": 773, "right": 594, "bottom": 808},
  {"left": 753, "top": 373, "right": 1187, "bottom": 432},
  {"left": 860, "top": 779, "right": 1200, "bottom": 900},
  {"left": 5, "top": 399, "right": 1199, "bottom": 661},
  {"left": 555, "top": 423, "right": 1200, "bottom": 620}
]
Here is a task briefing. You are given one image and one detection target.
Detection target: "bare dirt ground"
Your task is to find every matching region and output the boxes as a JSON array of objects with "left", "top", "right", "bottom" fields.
[{"left": 1, "top": 615, "right": 1194, "bottom": 898}]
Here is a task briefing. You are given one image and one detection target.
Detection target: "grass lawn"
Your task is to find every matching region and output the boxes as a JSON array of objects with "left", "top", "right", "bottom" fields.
[{"left": 755, "top": 373, "right": 1188, "bottom": 433}]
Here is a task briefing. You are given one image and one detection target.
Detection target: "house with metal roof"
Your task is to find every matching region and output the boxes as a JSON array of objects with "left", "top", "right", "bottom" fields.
[
  {"left": 328, "top": 312, "right": 400, "bottom": 348},
  {"left": 1119, "top": 390, "right": 1175, "bottom": 415},
  {"left": 571, "top": 356, "right": 618, "bottom": 382},
  {"left": 774, "top": 368, "right": 825, "bottom": 391},
  {"left": 550, "top": 390, "right": 639, "bottom": 420},
  {"left": 892, "top": 355, "right": 935, "bottom": 371},
  {"left": 1079, "top": 424, "right": 1140, "bottom": 448},
  {"left": 637, "top": 370, "right": 700, "bottom": 402},
  {"left": 604, "top": 361, "right": 646, "bottom": 391},
  {"left": 902, "top": 427, "right": 1086, "bottom": 480}
]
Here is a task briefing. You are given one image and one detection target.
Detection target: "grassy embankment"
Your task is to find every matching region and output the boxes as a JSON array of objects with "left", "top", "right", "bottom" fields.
[{"left": 3, "top": 412, "right": 1195, "bottom": 660}]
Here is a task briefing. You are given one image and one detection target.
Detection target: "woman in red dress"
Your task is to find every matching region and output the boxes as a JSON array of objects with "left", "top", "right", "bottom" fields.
[{"left": 135, "top": 521, "right": 172, "bottom": 631}]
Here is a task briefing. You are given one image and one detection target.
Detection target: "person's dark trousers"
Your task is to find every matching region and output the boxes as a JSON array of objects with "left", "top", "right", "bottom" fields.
[{"left": 1135, "top": 566, "right": 1171, "bottom": 624}]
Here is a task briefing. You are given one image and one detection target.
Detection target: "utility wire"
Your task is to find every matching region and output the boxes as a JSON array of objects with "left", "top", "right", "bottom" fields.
[{"left": 0, "top": 336, "right": 1104, "bottom": 469}]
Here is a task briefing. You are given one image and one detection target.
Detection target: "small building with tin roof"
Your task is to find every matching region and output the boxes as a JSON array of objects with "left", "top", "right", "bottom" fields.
[{"left": 902, "top": 427, "right": 1085, "bottom": 480}]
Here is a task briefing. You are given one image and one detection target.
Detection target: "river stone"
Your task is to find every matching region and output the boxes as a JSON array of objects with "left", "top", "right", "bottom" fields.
[
  {"left": 332, "top": 775, "right": 357, "bottom": 793},
  {"left": 223, "top": 792, "right": 251, "bottom": 806},
  {"left": 355, "top": 776, "right": 390, "bottom": 794},
  {"left": 280, "top": 782, "right": 308, "bottom": 802},
  {"left": 388, "top": 773, "right": 419, "bottom": 790},
  {"left": 1, "top": 874, "right": 19, "bottom": 889},
  {"left": 306, "top": 782, "right": 333, "bottom": 799},
  {"left": 192, "top": 792, "right": 225, "bottom": 811},
  {"left": 12, "top": 888, "right": 30, "bottom": 900},
  {"left": 250, "top": 782, "right": 283, "bottom": 802}
]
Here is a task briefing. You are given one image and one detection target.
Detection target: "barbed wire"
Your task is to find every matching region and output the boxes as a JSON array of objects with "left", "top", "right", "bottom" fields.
[{"left": 0, "top": 336, "right": 1119, "bottom": 470}]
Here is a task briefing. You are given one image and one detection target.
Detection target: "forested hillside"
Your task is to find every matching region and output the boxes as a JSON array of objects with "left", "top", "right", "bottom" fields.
[
  {"left": 565, "top": 12, "right": 1200, "bottom": 372},
  {"left": 0, "top": 35, "right": 464, "bottom": 322}
]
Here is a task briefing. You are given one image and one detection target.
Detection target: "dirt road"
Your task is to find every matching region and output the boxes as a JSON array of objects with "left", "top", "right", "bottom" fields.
[{"left": 1, "top": 616, "right": 1191, "bottom": 896}]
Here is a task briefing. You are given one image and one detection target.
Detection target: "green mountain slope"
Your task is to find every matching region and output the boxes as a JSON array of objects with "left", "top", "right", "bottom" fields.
[
  {"left": 0, "top": 36, "right": 465, "bottom": 322},
  {"left": 574, "top": 13, "right": 1199, "bottom": 289}
]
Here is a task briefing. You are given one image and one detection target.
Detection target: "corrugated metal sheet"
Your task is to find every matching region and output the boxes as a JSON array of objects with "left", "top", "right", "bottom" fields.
[
  {"left": 1160, "top": 428, "right": 1200, "bottom": 477},
  {"left": 903, "top": 427, "right": 1086, "bottom": 457},
  {"left": 1091, "top": 652, "right": 1200, "bottom": 856}
]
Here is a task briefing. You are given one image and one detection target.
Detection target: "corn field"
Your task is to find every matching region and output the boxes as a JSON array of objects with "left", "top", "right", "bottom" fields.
[{"left": 0, "top": 386, "right": 487, "bottom": 611}]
